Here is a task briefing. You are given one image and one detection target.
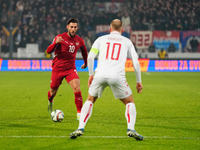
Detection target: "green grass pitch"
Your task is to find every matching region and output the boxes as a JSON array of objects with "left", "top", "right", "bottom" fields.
[{"left": 0, "top": 71, "right": 199, "bottom": 149}]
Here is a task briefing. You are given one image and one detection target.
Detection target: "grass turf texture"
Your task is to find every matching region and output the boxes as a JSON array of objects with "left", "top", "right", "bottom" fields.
[{"left": 0, "top": 71, "right": 199, "bottom": 150}]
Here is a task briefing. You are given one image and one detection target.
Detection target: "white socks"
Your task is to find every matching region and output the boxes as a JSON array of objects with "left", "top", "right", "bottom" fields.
[
  {"left": 78, "top": 101, "right": 136, "bottom": 130},
  {"left": 125, "top": 102, "right": 136, "bottom": 130},
  {"left": 78, "top": 100, "right": 93, "bottom": 129}
]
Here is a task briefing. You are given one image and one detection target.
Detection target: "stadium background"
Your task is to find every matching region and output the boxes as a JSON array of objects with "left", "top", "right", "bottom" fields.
[
  {"left": 0, "top": 0, "right": 200, "bottom": 71},
  {"left": 0, "top": 1, "right": 199, "bottom": 149}
]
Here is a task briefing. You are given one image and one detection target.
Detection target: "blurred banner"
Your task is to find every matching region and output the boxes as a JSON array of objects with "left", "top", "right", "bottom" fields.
[
  {"left": 96, "top": 25, "right": 131, "bottom": 38},
  {"left": 0, "top": 58, "right": 2, "bottom": 70},
  {"left": 125, "top": 59, "right": 149, "bottom": 72},
  {"left": 105, "top": 2, "right": 121, "bottom": 13},
  {"left": 0, "top": 60, "right": 52, "bottom": 71},
  {"left": 0, "top": 59, "right": 199, "bottom": 72},
  {"left": 130, "top": 31, "right": 153, "bottom": 50},
  {"left": 153, "top": 31, "right": 180, "bottom": 50},
  {"left": 180, "top": 31, "right": 200, "bottom": 52},
  {"left": 148, "top": 60, "right": 200, "bottom": 72}
]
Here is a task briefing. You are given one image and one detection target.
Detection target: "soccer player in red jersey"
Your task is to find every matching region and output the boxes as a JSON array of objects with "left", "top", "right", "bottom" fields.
[{"left": 46, "top": 18, "right": 88, "bottom": 120}]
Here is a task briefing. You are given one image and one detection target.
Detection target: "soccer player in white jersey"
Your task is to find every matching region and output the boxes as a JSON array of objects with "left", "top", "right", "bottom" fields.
[{"left": 70, "top": 19, "right": 144, "bottom": 140}]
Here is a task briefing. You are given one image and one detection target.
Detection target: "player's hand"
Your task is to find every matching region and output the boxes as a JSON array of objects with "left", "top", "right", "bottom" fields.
[
  {"left": 136, "top": 83, "right": 143, "bottom": 93},
  {"left": 88, "top": 75, "right": 94, "bottom": 87},
  {"left": 55, "top": 36, "right": 63, "bottom": 44},
  {"left": 81, "top": 63, "right": 87, "bottom": 69}
]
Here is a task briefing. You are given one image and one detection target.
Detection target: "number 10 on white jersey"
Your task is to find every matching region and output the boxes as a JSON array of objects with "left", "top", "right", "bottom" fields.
[{"left": 106, "top": 42, "right": 121, "bottom": 60}]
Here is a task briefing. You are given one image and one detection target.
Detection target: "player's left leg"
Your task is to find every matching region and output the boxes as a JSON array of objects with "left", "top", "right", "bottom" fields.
[
  {"left": 120, "top": 96, "right": 144, "bottom": 141},
  {"left": 68, "top": 78, "right": 83, "bottom": 120},
  {"left": 109, "top": 78, "right": 143, "bottom": 140},
  {"left": 48, "top": 88, "right": 58, "bottom": 102},
  {"left": 48, "top": 88, "right": 58, "bottom": 114},
  {"left": 48, "top": 70, "right": 63, "bottom": 114}
]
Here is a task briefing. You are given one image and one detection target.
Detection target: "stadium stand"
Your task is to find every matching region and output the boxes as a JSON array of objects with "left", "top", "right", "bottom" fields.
[{"left": 0, "top": 0, "right": 200, "bottom": 58}]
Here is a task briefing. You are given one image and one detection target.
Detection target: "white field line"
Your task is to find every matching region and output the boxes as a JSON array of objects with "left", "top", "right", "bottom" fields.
[
  {"left": 143, "top": 72, "right": 151, "bottom": 75},
  {"left": 0, "top": 135, "right": 199, "bottom": 139}
]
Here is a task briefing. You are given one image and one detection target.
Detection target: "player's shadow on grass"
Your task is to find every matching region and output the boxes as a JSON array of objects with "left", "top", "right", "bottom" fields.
[{"left": 0, "top": 123, "right": 66, "bottom": 131}]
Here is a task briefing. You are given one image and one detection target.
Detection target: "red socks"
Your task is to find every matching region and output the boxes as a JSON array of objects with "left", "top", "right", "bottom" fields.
[
  {"left": 48, "top": 91, "right": 83, "bottom": 113},
  {"left": 48, "top": 91, "right": 54, "bottom": 103},
  {"left": 74, "top": 91, "right": 83, "bottom": 113}
]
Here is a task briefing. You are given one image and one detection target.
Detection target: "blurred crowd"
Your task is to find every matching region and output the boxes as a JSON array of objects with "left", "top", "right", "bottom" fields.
[{"left": 0, "top": 0, "right": 199, "bottom": 53}]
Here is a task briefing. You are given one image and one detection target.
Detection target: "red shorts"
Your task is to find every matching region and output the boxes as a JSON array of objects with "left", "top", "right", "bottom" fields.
[{"left": 50, "top": 69, "right": 79, "bottom": 89}]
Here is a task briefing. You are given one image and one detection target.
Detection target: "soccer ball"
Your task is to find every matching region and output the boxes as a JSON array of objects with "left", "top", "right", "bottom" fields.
[{"left": 51, "top": 109, "right": 64, "bottom": 122}]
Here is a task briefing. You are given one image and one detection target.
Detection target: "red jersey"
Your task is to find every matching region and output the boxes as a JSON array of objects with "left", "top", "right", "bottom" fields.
[{"left": 47, "top": 32, "right": 88, "bottom": 70}]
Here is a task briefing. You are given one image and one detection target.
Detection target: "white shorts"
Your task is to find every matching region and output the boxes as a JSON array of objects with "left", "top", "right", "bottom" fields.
[{"left": 89, "top": 76, "right": 132, "bottom": 99}]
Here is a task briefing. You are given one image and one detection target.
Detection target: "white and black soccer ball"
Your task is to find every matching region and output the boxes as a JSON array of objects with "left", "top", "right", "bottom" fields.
[{"left": 51, "top": 109, "right": 64, "bottom": 122}]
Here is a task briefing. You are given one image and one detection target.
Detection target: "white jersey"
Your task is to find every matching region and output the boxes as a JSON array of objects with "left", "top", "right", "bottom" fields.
[{"left": 88, "top": 31, "right": 141, "bottom": 82}]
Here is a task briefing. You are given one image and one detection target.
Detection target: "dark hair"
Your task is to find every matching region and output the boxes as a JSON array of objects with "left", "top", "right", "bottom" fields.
[{"left": 67, "top": 18, "right": 78, "bottom": 25}]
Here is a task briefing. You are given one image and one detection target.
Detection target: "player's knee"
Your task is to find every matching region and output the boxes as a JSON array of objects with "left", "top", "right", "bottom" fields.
[
  {"left": 87, "top": 94, "right": 97, "bottom": 103},
  {"left": 120, "top": 95, "right": 134, "bottom": 105},
  {"left": 73, "top": 86, "right": 81, "bottom": 93}
]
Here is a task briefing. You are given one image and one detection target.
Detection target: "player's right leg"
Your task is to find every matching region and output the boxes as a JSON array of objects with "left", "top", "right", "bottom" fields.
[
  {"left": 70, "top": 76, "right": 105, "bottom": 139},
  {"left": 70, "top": 128, "right": 84, "bottom": 139},
  {"left": 70, "top": 94, "right": 97, "bottom": 139}
]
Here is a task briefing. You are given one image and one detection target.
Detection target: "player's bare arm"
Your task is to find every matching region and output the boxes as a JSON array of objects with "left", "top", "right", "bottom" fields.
[
  {"left": 80, "top": 45, "right": 88, "bottom": 69},
  {"left": 88, "top": 75, "right": 94, "bottom": 87},
  {"left": 81, "top": 64, "right": 87, "bottom": 69},
  {"left": 136, "top": 83, "right": 143, "bottom": 93}
]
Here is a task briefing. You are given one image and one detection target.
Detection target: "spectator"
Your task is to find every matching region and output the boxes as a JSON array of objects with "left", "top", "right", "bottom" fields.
[
  {"left": 121, "top": 11, "right": 131, "bottom": 26},
  {"left": 139, "top": 49, "right": 148, "bottom": 58},
  {"left": 0, "top": 0, "right": 200, "bottom": 55},
  {"left": 158, "top": 48, "right": 168, "bottom": 59},
  {"left": 16, "top": 0, "right": 24, "bottom": 16},
  {"left": 84, "top": 32, "right": 92, "bottom": 52},
  {"left": 168, "top": 20, "right": 176, "bottom": 30},
  {"left": 146, "top": 19, "right": 155, "bottom": 31},
  {"left": 168, "top": 43, "right": 176, "bottom": 53},
  {"left": 40, "top": 37, "right": 50, "bottom": 53},
  {"left": 140, "top": 18, "right": 148, "bottom": 30},
  {"left": 182, "top": 20, "right": 189, "bottom": 30},
  {"left": 175, "top": 19, "right": 183, "bottom": 30},
  {"left": 189, "top": 36, "right": 199, "bottom": 52},
  {"left": 15, "top": 29, "right": 22, "bottom": 46},
  {"left": 148, "top": 44, "right": 156, "bottom": 52}
]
